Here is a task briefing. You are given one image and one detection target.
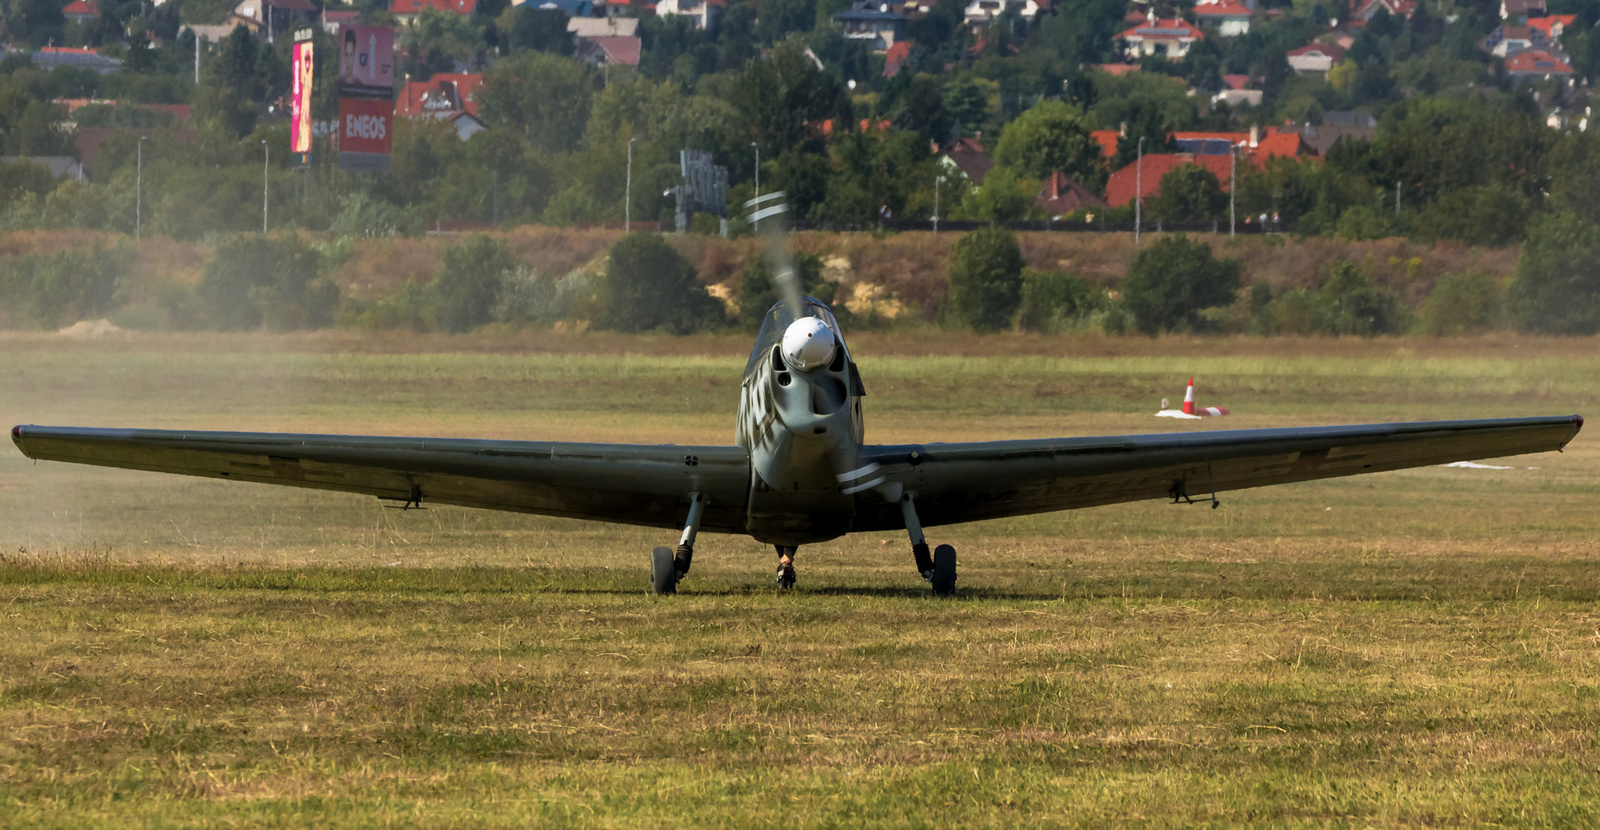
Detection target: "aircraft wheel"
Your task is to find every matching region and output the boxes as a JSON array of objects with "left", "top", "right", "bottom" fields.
[
  {"left": 931, "top": 544, "right": 957, "bottom": 597},
  {"left": 650, "top": 546, "right": 678, "bottom": 595}
]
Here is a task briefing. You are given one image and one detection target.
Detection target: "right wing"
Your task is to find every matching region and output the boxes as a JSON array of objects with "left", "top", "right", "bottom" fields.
[
  {"left": 849, "top": 415, "right": 1582, "bottom": 531},
  {"left": 11, "top": 426, "right": 752, "bottom": 533}
]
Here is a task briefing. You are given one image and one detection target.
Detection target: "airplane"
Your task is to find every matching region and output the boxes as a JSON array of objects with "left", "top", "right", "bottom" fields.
[
  {"left": 1157, "top": 377, "right": 1229, "bottom": 419},
  {"left": 7, "top": 197, "right": 1586, "bottom": 597}
]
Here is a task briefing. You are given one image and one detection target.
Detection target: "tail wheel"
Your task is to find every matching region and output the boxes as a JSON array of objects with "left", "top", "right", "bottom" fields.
[
  {"left": 931, "top": 544, "right": 957, "bottom": 597},
  {"left": 650, "top": 546, "right": 678, "bottom": 595}
]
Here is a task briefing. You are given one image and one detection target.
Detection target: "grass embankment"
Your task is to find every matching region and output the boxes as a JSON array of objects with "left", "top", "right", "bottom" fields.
[{"left": 1, "top": 333, "right": 1597, "bottom": 826}]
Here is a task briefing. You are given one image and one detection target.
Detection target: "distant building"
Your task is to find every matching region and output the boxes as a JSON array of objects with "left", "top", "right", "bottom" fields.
[
  {"left": 1119, "top": 17, "right": 1205, "bottom": 61},
  {"left": 832, "top": 1, "right": 909, "bottom": 53},
  {"left": 962, "top": 0, "right": 1046, "bottom": 29},
  {"left": 1505, "top": 49, "right": 1576, "bottom": 80},
  {"left": 396, "top": 72, "right": 486, "bottom": 140},
  {"left": 1035, "top": 171, "right": 1107, "bottom": 217},
  {"left": 654, "top": 0, "right": 723, "bottom": 30},
  {"left": 1105, "top": 153, "right": 1235, "bottom": 208},
  {"left": 230, "top": 0, "right": 318, "bottom": 39},
  {"left": 575, "top": 35, "right": 640, "bottom": 68},
  {"left": 63, "top": 0, "right": 100, "bottom": 25},
  {"left": 392, "top": 0, "right": 479, "bottom": 24},
  {"left": 320, "top": 9, "right": 360, "bottom": 35},
  {"left": 1193, "top": 0, "right": 1252, "bottom": 37},
  {"left": 32, "top": 46, "right": 122, "bottom": 73},
  {"left": 1502, "top": 0, "right": 1546, "bottom": 23},
  {"left": 882, "top": 41, "right": 911, "bottom": 77},
  {"left": 938, "top": 137, "right": 992, "bottom": 188},
  {"left": 1288, "top": 42, "right": 1345, "bottom": 74},
  {"left": 567, "top": 16, "right": 639, "bottom": 38},
  {"left": 1294, "top": 109, "right": 1377, "bottom": 154},
  {"left": 1349, "top": 0, "right": 1415, "bottom": 25},
  {"left": 1, "top": 156, "right": 86, "bottom": 181}
]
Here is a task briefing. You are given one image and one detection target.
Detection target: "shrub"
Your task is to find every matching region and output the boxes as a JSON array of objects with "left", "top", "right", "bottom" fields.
[
  {"left": 737, "top": 252, "right": 831, "bottom": 329},
  {"left": 0, "top": 244, "right": 134, "bottom": 329},
  {"left": 198, "top": 235, "right": 337, "bottom": 331},
  {"left": 1510, "top": 211, "right": 1600, "bottom": 334},
  {"left": 945, "top": 226, "right": 1025, "bottom": 332},
  {"left": 1416, "top": 271, "right": 1506, "bottom": 336},
  {"left": 1334, "top": 205, "right": 1393, "bottom": 241},
  {"left": 433, "top": 235, "right": 517, "bottom": 333},
  {"left": 591, "top": 233, "right": 723, "bottom": 334},
  {"left": 1119, "top": 234, "right": 1241, "bottom": 335},
  {"left": 496, "top": 266, "right": 588, "bottom": 329},
  {"left": 1316, "top": 259, "right": 1407, "bottom": 336},
  {"left": 1017, "top": 269, "right": 1098, "bottom": 333}
]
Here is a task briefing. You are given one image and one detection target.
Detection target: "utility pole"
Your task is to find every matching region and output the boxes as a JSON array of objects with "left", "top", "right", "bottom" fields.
[
  {"left": 625, "top": 137, "right": 636, "bottom": 231},
  {"left": 261, "top": 140, "right": 269, "bottom": 233},
  {"left": 1135, "top": 136, "right": 1145, "bottom": 246},
  {"left": 1395, "top": 181, "right": 1401, "bottom": 214},
  {"left": 933, "top": 173, "right": 941, "bottom": 236},
  {"left": 751, "top": 141, "right": 760, "bottom": 198},
  {"left": 136, "top": 136, "right": 147, "bottom": 241},
  {"left": 1229, "top": 144, "right": 1236, "bottom": 241},
  {"left": 193, "top": 31, "right": 200, "bottom": 84}
]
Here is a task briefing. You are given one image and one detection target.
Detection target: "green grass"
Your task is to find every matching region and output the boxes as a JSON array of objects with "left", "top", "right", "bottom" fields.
[{"left": 1, "top": 332, "right": 1598, "bottom": 826}]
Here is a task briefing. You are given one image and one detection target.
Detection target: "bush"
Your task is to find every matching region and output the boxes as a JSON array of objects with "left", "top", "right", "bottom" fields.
[
  {"left": 0, "top": 244, "right": 134, "bottom": 329},
  {"left": 1416, "top": 271, "right": 1506, "bottom": 336},
  {"left": 591, "top": 233, "right": 723, "bottom": 334},
  {"left": 1316, "top": 259, "right": 1407, "bottom": 336},
  {"left": 198, "top": 235, "right": 337, "bottom": 331},
  {"left": 1510, "top": 211, "right": 1600, "bottom": 334},
  {"left": 433, "top": 235, "right": 517, "bottom": 333},
  {"left": 1017, "top": 269, "right": 1099, "bottom": 333},
  {"left": 329, "top": 192, "right": 423, "bottom": 239},
  {"left": 737, "top": 252, "right": 832, "bottom": 329},
  {"left": 1334, "top": 205, "right": 1393, "bottom": 241},
  {"left": 945, "top": 226, "right": 1025, "bottom": 332},
  {"left": 495, "top": 266, "right": 588, "bottom": 329},
  {"left": 1119, "top": 234, "right": 1241, "bottom": 335}
]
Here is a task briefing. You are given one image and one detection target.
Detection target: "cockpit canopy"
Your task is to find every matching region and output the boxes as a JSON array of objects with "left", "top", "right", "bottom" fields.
[{"left": 745, "top": 298, "right": 849, "bottom": 377}]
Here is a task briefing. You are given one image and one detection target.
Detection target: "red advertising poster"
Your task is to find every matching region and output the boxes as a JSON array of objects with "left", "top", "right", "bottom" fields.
[
  {"left": 338, "top": 97, "right": 393, "bottom": 173},
  {"left": 336, "top": 24, "right": 395, "bottom": 98},
  {"left": 291, "top": 39, "right": 314, "bottom": 161}
]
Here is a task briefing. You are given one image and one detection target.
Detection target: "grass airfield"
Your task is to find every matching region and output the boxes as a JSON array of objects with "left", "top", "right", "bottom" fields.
[{"left": 2, "top": 331, "right": 1599, "bottom": 827}]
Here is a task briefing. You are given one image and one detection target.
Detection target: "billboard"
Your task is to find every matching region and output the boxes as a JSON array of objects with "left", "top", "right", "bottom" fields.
[
  {"left": 337, "top": 24, "right": 395, "bottom": 99},
  {"left": 290, "top": 36, "right": 314, "bottom": 166},
  {"left": 338, "top": 98, "right": 393, "bottom": 173},
  {"left": 336, "top": 23, "right": 395, "bottom": 173}
]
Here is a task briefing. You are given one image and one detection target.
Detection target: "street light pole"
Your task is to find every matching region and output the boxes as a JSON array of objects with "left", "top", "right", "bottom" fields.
[
  {"left": 751, "top": 141, "right": 760, "bottom": 198},
  {"left": 1135, "top": 136, "right": 1145, "bottom": 246},
  {"left": 1229, "top": 143, "right": 1236, "bottom": 241},
  {"left": 261, "top": 139, "right": 269, "bottom": 234},
  {"left": 626, "top": 137, "right": 636, "bottom": 232},
  {"left": 136, "top": 135, "right": 147, "bottom": 241},
  {"left": 933, "top": 173, "right": 941, "bottom": 236}
]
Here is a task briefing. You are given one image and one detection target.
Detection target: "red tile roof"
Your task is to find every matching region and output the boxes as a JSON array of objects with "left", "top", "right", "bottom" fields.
[
  {"left": 1222, "top": 74, "right": 1252, "bottom": 90},
  {"left": 1093, "top": 62, "right": 1141, "bottom": 76},
  {"left": 1105, "top": 154, "right": 1234, "bottom": 208},
  {"left": 578, "top": 36, "right": 640, "bottom": 67},
  {"left": 1525, "top": 14, "right": 1575, "bottom": 38},
  {"left": 391, "top": 0, "right": 477, "bottom": 14},
  {"left": 1289, "top": 41, "right": 1345, "bottom": 60},
  {"left": 40, "top": 46, "right": 100, "bottom": 54},
  {"left": 1090, "top": 129, "right": 1120, "bottom": 159},
  {"left": 1119, "top": 18, "right": 1204, "bottom": 41},
  {"left": 63, "top": 0, "right": 98, "bottom": 16},
  {"left": 883, "top": 41, "right": 911, "bottom": 78},
  {"left": 1505, "top": 49, "right": 1575, "bottom": 74},
  {"left": 396, "top": 72, "right": 484, "bottom": 118},
  {"left": 1193, "top": 0, "right": 1252, "bottom": 17}
]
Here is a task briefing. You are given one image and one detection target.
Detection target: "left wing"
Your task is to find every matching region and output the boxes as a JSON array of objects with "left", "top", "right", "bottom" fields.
[
  {"left": 849, "top": 415, "right": 1582, "bottom": 531},
  {"left": 10, "top": 426, "right": 751, "bottom": 533}
]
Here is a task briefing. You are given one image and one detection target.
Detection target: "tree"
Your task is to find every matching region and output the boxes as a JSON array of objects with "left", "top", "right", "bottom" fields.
[
  {"left": 198, "top": 235, "right": 337, "bottom": 331},
  {"left": 992, "top": 99, "right": 1101, "bottom": 189},
  {"left": 500, "top": 6, "right": 572, "bottom": 55},
  {"left": 7, "top": 0, "right": 66, "bottom": 48},
  {"left": 479, "top": 51, "right": 597, "bottom": 154},
  {"left": 1119, "top": 235, "right": 1240, "bottom": 335},
  {"left": 755, "top": 0, "right": 816, "bottom": 44},
  {"left": 1510, "top": 211, "right": 1600, "bottom": 334},
  {"left": 592, "top": 233, "right": 723, "bottom": 333},
  {"left": 1148, "top": 163, "right": 1226, "bottom": 223},
  {"left": 1316, "top": 260, "right": 1405, "bottom": 336},
  {"left": 433, "top": 235, "right": 516, "bottom": 333},
  {"left": 967, "top": 166, "right": 1034, "bottom": 224},
  {"left": 945, "top": 226, "right": 1025, "bottom": 332},
  {"left": 403, "top": 5, "right": 484, "bottom": 80},
  {"left": 738, "top": 252, "right": 829, "bottom": 328}
]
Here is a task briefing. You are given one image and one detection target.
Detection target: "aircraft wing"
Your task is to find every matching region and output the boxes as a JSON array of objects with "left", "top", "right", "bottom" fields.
[
  {"left": 10, "top": 426, "right": 752, "bottom": 533},
  {"left": 851, "top": 416, "right": 1583, "bottom": 531}
]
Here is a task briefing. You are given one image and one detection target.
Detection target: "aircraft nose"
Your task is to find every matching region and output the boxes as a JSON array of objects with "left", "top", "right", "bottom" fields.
[{"left": 781, "top": 317, "right": 836, "bottom": 371}]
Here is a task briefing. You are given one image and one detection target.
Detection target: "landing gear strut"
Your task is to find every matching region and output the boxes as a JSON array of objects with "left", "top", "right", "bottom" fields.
[
  {"left": 651, "top": 493, "right": 705, "bottom": 596},
  {"left": 775, "top": 546, "right": 798, "bottom": 589},
  {"left": 901, "top": 493, "right": 956, "bottom": 597}
]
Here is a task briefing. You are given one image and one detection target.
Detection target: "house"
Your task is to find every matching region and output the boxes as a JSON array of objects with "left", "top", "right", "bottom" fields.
[
  {"left": 1119, "top": 17, "right": 1205, "bottom": 61},
  {"left": 832, "top": 1, "right": 910, "bottom": 53},
  {"left": 32, "top": 46, "right": 121, "bottom": 73},
  {"left": 63, "top": 0, "right": 99, "bottom": 25},
  {"left": 962, "top": 0, "right": 1045, "bottom": 29},
  {"left": 396, "top": 72, "right": 486, "bottom": 140},
  {"left": 654, "top": 0, "right": 723, "bottom": 30},
  {"left": 1294, "top": 109, "right": 1377, "bottom": 154},
  {"left": 1211, "top": 74, "right": 1262, "bottom": 107},
  {"left": 1484, "top": 25, "right": 1539, "bottom": 57},
  {"left": 1505, "top": 49, "right": 1576, "bottom": 80},
  {"left": 230, "top": 0, "right": 319, "bottom": 39},
  {"left": 882, "top": 40, "right": 911, "bottom": 77},
  {"left": 392, "top": 0, "right": 478, "bottom": 23},
  {"left": 1288, "top": 41, "right": 1345, "bottom": 74},
  {"left": 1349, "top": 0, "right": 1415, "bottom": 25},
  {"left": 1193, "top": 0, "right": 1252, "bottom": 37},
  {"left": 567, "top": 16, "right": 639, "bottom": 38},
  {"left": 1036, "top": 171, "right": 1107, "bottom": 217},
  {"left": 1105, "top": 153, "right": 1235, "bottom": 207},
  {"left": 938, "top": 137, "right": 992, "bottom": 187},
  {"left": 0, "top": 156, "right": 85, "bottom": 181},
  {"left": 1525, "top": 14, "right": 1574, "bottom": 43},
  {"left": 575, "top": 35, "right": 640, "bottom": 67},
  {"left": 186, "top": 24, "right": 238, "bottom": 43},
  {"left": 1502, "top": 0, "right": 1546, "bottom": 22}
]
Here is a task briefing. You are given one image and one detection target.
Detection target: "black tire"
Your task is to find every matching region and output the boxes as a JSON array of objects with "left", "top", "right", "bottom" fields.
[
  {"left": 650, "top": 546, "right": 677, "bottom": 595},
  {"left": 932, "top": 544, "right": 957, "bottom": 597}
]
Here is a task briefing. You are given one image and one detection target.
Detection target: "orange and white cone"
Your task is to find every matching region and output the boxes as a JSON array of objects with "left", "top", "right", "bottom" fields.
[{"left": 1181, "top": 377, "right": 1197, "bottom": 415}]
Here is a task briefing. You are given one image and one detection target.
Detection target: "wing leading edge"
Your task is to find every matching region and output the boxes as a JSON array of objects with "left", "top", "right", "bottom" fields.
[
  {"left": 850, "top": 416, "right": 1583, "bottom": 531},
  {"left": 10, "top": 426, "right": 752, "bottom": 533}
]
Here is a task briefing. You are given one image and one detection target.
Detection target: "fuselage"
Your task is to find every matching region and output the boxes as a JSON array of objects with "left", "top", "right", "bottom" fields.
[{"left": 735, "top": 299, "right": 868, "bottom": 545}]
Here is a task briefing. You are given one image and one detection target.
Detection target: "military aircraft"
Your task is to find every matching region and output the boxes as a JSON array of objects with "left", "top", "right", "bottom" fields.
[{"left": 8, "top": 196, "right": 1585, "bottom": 596}]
